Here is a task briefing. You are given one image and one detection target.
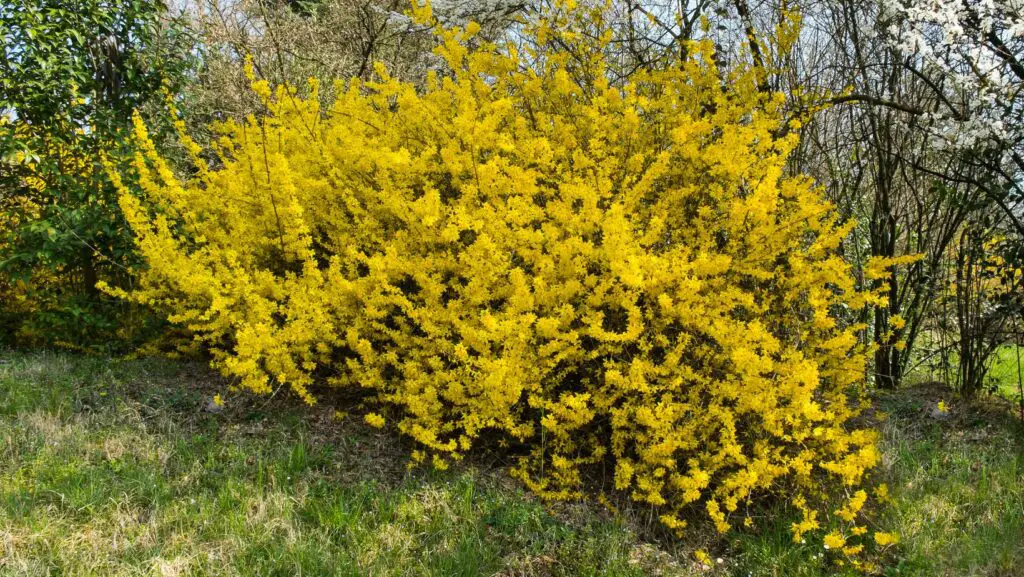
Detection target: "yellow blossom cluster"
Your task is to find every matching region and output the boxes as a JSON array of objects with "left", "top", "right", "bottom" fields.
[
  {"left": 1, "top": 117, "right": 104, "bottom": 342},
  {"left": 0, "top": 197, "right": 36, "bottom": 318},
  {"left": 111, "top": 0, "right": 892, "bottom": 540},
  {"left": 0, "top": 164, "right": 55, "bottom": 330}
]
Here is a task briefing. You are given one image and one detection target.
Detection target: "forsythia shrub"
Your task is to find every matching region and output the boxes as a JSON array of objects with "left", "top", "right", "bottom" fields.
[{"left": 110, "top": 0, "right": 894, "bottom": 544}]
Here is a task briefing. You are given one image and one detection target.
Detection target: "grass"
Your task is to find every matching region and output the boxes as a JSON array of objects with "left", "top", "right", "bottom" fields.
[
  {"left": 1, "top": 351, "right": 1022, "bottom": 576},
  {"left": 0, "top": 353, "right": 693, "bottom": 577},
  {"left": 872, "top": 385, "right": 1024, "bottom": 576},
  {"left": 987, "top": 344, "right": 1024, "bottom": 411}
]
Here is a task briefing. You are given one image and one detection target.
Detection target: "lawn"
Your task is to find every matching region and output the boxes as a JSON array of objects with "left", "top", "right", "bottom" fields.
[
  {"left": 988, "top": 344, "right": 1024, "bottom": 413},
  {"left": 1, "top": 351, "right": 1022, "bottom": 576}
]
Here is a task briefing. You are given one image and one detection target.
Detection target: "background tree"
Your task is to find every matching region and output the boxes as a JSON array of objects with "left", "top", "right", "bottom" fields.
[
  {"left": 173, "top": 0, "right": 522, "bottom": 137},
  {"left": 769, "top": 0, "right": 1023, "bottom": 390},
  {"left": 0, "top": 0, "right": 192, "bottom": 348}
]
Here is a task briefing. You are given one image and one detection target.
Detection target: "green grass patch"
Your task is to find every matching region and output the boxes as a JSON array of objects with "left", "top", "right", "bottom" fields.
[
  {"left": 871, "top": 385, "right": 1024, "bottom": 577},
  {"left": 987, "top": 344, "right": 1024, "bottom": 410},
  {"left": 0, "top": 352, "right": 688, "bottom": 576},
  {"left": 1, "top": 352, "right": 1022, "bottom": 576}
]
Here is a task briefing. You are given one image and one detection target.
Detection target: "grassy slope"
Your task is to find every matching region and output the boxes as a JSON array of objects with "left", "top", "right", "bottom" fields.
[{"left": 0, "top": 352, "right": 1022, "bottom": 576}]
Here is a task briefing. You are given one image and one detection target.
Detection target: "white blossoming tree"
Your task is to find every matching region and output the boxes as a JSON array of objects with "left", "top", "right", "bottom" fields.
[
  {"left": 878, "top": 0, "right": 1024, "bottom": 394},
  {"left": 884, "top": 0, "right": 1024, "bottom": 234}
]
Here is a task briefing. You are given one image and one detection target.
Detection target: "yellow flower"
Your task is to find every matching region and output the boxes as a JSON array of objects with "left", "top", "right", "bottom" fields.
[
  {"left": 364, "top": 413, "right": 386, "bottom": 429},
  {"left": 823, "top": 532, "right": 845, "bottom": 550},
  {"left": 835, "top": 490, "right": 867, "bottom": 522},
  {"left": 842, "top": 544, "right": 864, "bottom": 556},
  {"left": 212, "top": 394, "right": 224, "bottom": 407},
  {"left": 874, "top": 532, "right": 899, "bottom": 547}
]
